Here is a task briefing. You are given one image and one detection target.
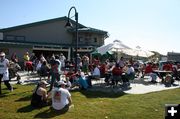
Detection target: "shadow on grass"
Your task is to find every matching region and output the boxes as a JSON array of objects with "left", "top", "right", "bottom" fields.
[
  {"left": 15, "top": 95, "right": 32, "bottom": 102},
  {"left": 34, "top": 107, "right": 68, "bottom": 118},
  {"left": 0, "top": 92, "right": 8, "bottom": 98},
  {"left": 0, "top": 87, "right": 18, "bottom": 98},
  {"left": 78, "top": 89, "right": 126, "bottom": 98},
  {"left": 2, "top": 87, "right": 17, "bottom": 90},
  {"left": 17, "top": 105, "right": 34, "bottom": 113}
]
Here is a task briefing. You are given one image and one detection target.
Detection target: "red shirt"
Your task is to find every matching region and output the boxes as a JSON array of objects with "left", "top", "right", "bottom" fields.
[
  {"left": 112, "top": 67, "right": 122, "bottom": 76},
  {"left": 145, "top": 65, "right": 153, "bottom": 74},
  {"left": 26, "top": 61, "right": 33, "bottom": 70},
  {"left": 65, "top": 72, "right": 77, "bottom": 82},
  {"left": 99, "top": 64, "right": 107, "bottom": 75},
  {"left": 163, "top": 64, "right": 173, "bottom": 71}
]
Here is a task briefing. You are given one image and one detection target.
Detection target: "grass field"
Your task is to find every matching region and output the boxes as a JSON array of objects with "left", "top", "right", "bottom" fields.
[{"left": 0, "top": 84, "right": 180, "bottom": 119}]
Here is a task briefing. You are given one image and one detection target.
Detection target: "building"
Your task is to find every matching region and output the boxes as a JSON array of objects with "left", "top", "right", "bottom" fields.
[
  {"left": 167, "top": 52, "right": 180, "bottom": 62},
  {"left": 0, "top": 16, "right": 108, "bottom": 63}
]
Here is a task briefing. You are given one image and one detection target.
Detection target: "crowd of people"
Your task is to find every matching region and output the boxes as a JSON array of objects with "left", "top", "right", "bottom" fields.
[{"left": 1, "top": 50, "right": 180, "bottom": 113}]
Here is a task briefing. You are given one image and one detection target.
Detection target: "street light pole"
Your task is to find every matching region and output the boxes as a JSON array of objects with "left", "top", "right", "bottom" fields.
[{"left": 65, "top": 6, "right": 78, "bottom": 73}]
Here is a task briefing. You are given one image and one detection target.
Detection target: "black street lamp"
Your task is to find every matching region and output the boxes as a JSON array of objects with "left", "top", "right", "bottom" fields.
[{"left": 65, "top": 6, "right": 78, "bottom": 73}]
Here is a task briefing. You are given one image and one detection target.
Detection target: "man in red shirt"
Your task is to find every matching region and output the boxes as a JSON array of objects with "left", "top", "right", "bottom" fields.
[
  {"left": 144, "top": 62, "right": 158, "bottom": 83},
  {"left": 145, "top": 62, "right": 153, "bottom": 74},
  {"left": 163, "top": 62, "right": 173, "bottom": 71},
  {"left": 26, "top": 61, "right": 33, "bottom": 73},
  {"left": 112, "top": 63, "right": 122, "bottom": 86}
]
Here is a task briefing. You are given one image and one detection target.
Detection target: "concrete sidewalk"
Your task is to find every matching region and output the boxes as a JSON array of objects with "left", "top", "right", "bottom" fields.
[
  {"left": 10, "top": 71, "right": 41, "bottom": 85},
  {"left": 124, "top": 82, "right": 180, "bottom": 94},
  {"left": 10, "top": 71, "right": 180, "bottom": 94},
  {"left": 89, "top": 77, "right": 180, "bottom": 94}
]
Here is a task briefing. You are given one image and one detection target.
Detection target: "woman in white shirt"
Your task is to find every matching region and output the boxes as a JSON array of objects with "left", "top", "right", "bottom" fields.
[
  {"left": 87, "top": 65, "right": 100, "bottom": 87},
  {"left": 0, "top": 52, "right": 13, "bottom": 94}
]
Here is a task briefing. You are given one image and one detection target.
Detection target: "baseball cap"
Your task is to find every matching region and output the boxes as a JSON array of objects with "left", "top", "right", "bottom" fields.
[
  {"left": 0, "top": 52, "right": 5, "bottom": 56},
  {"left": 58, "top": 80, "right": 67, "bottom": 85},
  {"left": 39, "top": 80, "right": 48, "bottom": 85}
]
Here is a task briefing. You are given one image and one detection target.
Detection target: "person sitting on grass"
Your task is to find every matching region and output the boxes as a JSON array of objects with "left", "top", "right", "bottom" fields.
[
  {"left": 31, "top": 80, "right": 49, "bottom": 108},
  {"left": 164, "top": 73, "right": 174, "bottom": 87},
  {"left": 65, "top": 77, "right": 72, "bottom": 90},
  {"left": 49, "top": 81, "right": 72, "bottom": 113},
  {"left": 78, "top": 72, "right": 89, "bottom": 90}
]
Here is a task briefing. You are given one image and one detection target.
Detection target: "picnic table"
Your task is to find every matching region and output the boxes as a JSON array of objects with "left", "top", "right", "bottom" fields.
[{"left": 153, "top": 70, "right": 172, "bottom": 82}]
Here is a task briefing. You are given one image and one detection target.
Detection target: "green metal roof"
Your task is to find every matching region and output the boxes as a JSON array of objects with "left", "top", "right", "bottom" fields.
[
  {"left": 0, "top": 16, "right": 85, "bottom": 32},
  {"left": 78, "top": 27, "right": 107, "bottom": 34},
  {"left": 0, "top": 16, "right": 108, "bottom": 37},
  {"left": 68, "top": 27, "right": 108, "bottom": 37}
]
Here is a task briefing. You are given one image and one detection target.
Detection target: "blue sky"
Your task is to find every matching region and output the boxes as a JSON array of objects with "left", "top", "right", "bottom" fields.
[{"left": 1, "top": 0, "right": 180, "bottom": 55}]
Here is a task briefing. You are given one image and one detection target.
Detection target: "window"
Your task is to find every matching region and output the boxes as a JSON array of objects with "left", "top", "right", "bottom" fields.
[
  {"left": 16, "top": 36, "right": 25, "bottom": 41},
  {"left": 78, "top": 37, "right": 83, "bottom": 42},
  {"left": 5, "top": 35, "right": 15, "bottom": 41},
  {"left": 5, "top": 35, "right": 25, "bottom": 41},
  {"left": 94, "top": 37, "right": 97, "bottom": 43}
]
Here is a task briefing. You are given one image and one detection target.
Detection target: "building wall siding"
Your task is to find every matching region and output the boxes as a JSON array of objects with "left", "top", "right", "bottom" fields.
[
  {"left": 78, "top": 33, "right": 105, "bottom": 47},
  {"left": 3, "top": 20, "right": 72, "bottom": 44}
]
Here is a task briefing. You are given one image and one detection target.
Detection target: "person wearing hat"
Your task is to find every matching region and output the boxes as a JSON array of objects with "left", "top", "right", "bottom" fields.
[
  {"left": 49, "top": 80, "right": 72, "bottom": 112},
  {"left": 31, "top": 80, "right": 49, "bottom": 108},
  {"left": 0, "top": 52, "right": 13, "bottom": 94}
]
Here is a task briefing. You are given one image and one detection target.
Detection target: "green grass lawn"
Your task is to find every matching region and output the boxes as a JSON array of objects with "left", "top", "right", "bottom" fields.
[{"left": 0, "top": 84, "right": 180, "bottom": 119}]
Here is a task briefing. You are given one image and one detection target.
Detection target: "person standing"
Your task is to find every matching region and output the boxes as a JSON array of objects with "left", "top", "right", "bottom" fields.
[
  {"left": 0, "top": 52, "right": 13, "bottom": 94},
  {"left": 48, "top": 55, "right": 62, "bottom": 92},
  {"left": 23, "top": 52, "right": 30, "bottom": 71},
  {"left": 118, "top": 57, "right": 125, "bottom": 68},
  {"left": 76, "top": 54, "right": 82, "bottom": 71},
  {"left": 59, "top": 53, "right": 66, "bottom": 70},
  {"left": 82, "top": 54, "right": 89, "bottom": 74},
  {"left": 11, "top": 52, "right": 18, "bottom": 63}
]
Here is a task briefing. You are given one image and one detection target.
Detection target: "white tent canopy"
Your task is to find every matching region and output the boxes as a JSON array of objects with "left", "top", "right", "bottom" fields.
[
  {"left": 122, "top": 46, "right": 154, "bottom": 58},
  {"left": 96, "top": 40, "right": 131, "bottom": 55},
  {"left": 95, "top": 41, "right": 154, "bottom": 58}
]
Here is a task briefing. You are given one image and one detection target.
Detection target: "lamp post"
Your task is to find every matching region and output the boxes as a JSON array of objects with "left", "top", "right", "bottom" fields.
[{"left": 65, "top": 6, "right": 78, "bottom": 73}]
